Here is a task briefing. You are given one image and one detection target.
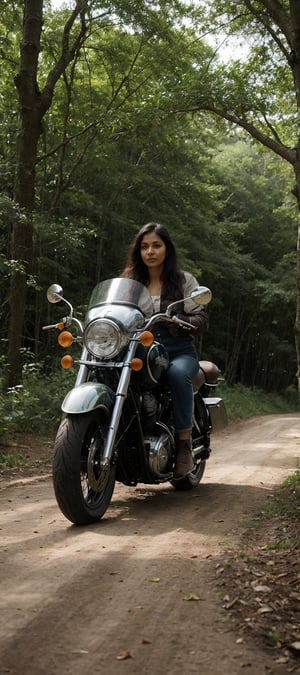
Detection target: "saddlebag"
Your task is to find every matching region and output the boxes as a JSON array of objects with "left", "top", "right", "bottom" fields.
[{"left": 203, "top": 397, "right": 228, "bottom": 432}]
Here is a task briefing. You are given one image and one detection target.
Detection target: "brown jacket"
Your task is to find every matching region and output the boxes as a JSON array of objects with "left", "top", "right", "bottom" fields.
[{"left": 159, "top": 271, "right": 209, "bottom": 338}]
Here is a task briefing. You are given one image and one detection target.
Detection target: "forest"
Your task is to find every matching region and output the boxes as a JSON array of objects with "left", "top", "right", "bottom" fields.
[{"left": 0, "top": 0, "right": 299, "bottom": 418}]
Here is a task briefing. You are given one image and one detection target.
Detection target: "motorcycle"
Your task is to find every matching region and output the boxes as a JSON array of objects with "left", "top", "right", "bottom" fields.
[{"left": 44, "top": 277, "right": 227, "bottom": 525}]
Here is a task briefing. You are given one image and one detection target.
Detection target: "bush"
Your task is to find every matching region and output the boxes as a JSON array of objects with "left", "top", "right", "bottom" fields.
[
  {"left": 0, "top": 395, "right": 9, "bottom": 443},
  {"left": 0, "top": 367, "right": 298, "bottom": 442},
  {"left": 0, "top": 366, "right": 75, "bottom": 438},
  {"left": 217, "top": 382, "right": 298, "bottom": 419}
]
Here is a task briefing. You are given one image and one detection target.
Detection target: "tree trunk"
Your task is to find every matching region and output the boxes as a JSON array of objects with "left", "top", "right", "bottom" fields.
[
  {"left": 5, "top": 0, "right": 43, "bottom": 389},
  {"left": 4, "top": 0, "right": 88, "bottom": 389}
]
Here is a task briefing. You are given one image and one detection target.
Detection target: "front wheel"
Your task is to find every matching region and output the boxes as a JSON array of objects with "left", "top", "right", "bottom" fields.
[{"left": 52, "top": 411, "right": 116, "bottom": 525}]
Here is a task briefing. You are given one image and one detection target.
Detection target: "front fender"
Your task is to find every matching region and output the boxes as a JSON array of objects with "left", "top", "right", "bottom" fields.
[{"left": 61, "top": 382, "right": 115, "bottom": 415}]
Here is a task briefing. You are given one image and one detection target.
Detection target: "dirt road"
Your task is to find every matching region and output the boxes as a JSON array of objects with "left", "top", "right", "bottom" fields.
[{"left": 0, "top": 414, "right": 299, "bottom": 675}]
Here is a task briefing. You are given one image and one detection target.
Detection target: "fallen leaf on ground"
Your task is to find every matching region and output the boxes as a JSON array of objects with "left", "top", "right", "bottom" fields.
[
  {"left": 116, "top": 650, "right": 132, "bottom": 660},
  {"left": 70, "top": 649, "right": 89, "bottom": 655},
  {"left": 275, "top": 656, "right": 290, "bottom": 664},
  {"left": 223, "top": 597, "right": 238, "bottom": 609},
  {"left": 257, "top": 606, "right": 273, "bottom": 614},
  {"left": 183, "top": 593, "right": 202, "bottom": 601},
  {"left": 290, "top": 641, "right": 300, "bottom": 651}
]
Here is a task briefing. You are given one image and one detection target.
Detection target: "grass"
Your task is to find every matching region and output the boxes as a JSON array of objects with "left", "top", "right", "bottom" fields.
[
  {"left": 264, "top": 538, "right": 298, "bottom": 551},
  {"left": 0, "top": 452, "right": 29, "bottom": 470},
  {"left": 218, "top": 382, "right": 298, "bottom": 419},
  {"left": 261, "top": 469, "right": 300, "bottom": 521},
  {"left": 239, "top": 469, "right": 300, "bottom": 556}
]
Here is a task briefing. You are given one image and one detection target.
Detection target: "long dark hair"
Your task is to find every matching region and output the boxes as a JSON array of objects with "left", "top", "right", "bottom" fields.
[{"left": 122, "top": 222, "right": 184, "bottom": 305}]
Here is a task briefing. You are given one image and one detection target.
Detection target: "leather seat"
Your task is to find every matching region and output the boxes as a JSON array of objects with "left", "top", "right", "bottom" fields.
[{"left": 192, "top": 360, "right": 220, "bottom": 392}]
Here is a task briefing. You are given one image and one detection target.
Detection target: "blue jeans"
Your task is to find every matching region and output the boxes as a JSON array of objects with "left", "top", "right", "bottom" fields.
[{"left": 158, "top": 335, "right": 199, "bottom": 433}]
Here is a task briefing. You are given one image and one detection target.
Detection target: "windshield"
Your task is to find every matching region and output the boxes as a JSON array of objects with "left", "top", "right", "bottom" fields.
[{"left": 88, "top": 278, "right": 153, "bottom": 317}]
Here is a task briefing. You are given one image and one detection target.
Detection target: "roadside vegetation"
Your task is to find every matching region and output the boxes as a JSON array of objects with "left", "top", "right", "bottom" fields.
[
  {"left": 0, "top": 365, "right": 74, "bottom": 444},
  {"left": 218, "top": 383, "right": 298, "bottom": 419},
  {"left": 0, "top": 362, "right": 298, "bottom": 446},
  {"left": 221, "top": 468, "right": 300, "bottom": 665}
]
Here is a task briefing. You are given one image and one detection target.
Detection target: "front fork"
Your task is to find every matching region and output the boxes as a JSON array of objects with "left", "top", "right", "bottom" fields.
[{"left": 99, "top": 339, "right": 138, "bottom": 480}]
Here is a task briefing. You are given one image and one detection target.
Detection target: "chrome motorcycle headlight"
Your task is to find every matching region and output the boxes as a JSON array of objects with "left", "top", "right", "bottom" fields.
[{"left": 84, "top": 319, "right": 122, "bottom": 358}]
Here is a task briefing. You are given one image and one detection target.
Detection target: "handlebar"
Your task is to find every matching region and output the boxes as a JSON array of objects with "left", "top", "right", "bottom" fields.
[
  {"left": 145, "top": 313, "right": 193, "bottom": 331},
  {"left": 42, "top": 316, "right": 83, "bottom": 333}
]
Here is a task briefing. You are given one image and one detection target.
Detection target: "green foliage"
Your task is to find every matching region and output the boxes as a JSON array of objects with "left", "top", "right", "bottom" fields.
[
  {"left": 0, "top": 196, "right": 26, "bottom": 323},
  {"left": 261, "top": 469, "right": 300, "bottom": 522},
  {"left": 201, "top": 141, "right": 297, "bottom": 392},
  {"left": 0, "top": 1, "right": 298, "bottom": 397},
  {"left": 0, "top": 363, "right": 296, "bottom": 443},
  {"left": 0, "top": 363, "right": 74, "bottom": 438},
  {"left": 191, "top": 0, "right": 297, "bottom": 135},
  {"left": 0, "top": 452, "right": 29, "bottom": 470},
  {"left": 218, "top": 382, "right": 298, "bottom": 419}
]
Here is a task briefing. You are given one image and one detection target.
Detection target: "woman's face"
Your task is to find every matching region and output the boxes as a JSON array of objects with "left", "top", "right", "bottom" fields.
[{"left": 140, "top": 231, "right": 167, "bottom": 271}]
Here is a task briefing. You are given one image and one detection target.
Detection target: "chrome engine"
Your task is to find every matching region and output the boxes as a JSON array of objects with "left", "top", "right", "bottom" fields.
[{"left": 144, "top": 423, "right": 174, "bottom": 478}]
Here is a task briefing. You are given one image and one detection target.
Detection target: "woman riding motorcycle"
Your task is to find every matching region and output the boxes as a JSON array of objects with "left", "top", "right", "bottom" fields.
[{"left": 122, "top": 222, "right": 209, "bottom": 479}]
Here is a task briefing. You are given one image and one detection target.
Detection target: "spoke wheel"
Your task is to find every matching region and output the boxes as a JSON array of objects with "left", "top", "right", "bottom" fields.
[{"left": 52, "top": 412, "right": 116, "bottom": 525}]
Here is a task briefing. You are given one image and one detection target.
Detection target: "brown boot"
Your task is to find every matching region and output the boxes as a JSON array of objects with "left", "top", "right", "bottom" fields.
[{"left": 173, "top": 439, "right": 194, "bottom": 479}]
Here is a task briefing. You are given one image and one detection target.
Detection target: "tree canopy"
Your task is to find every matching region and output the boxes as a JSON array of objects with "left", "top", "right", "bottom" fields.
[{"left": 0, "top": 0, "right": 298, "bottom": 396}]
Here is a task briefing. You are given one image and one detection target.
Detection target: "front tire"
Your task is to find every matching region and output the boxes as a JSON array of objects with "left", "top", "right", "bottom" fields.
[{"left": 52, "top": 411, "right": 116, "bottom": 525}]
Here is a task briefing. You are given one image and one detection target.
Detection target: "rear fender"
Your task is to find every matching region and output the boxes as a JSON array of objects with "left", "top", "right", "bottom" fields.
[{"left": 61, "top": 382, "right": 115, "bottom": 415}]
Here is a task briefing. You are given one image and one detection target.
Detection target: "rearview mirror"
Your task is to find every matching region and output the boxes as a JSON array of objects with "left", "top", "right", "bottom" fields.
[
  {"left": 166, "top": 285, "right": 212, "bottom": 316},
  {"left": 190, "top": 286, "right": 212, "bottom": 306},
  {"left": 47, "top": 284, "right": 63, "bottom": 304}
]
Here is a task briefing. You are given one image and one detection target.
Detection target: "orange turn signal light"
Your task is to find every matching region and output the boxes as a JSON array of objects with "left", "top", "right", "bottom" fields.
[
  {"left": 58, "top": 331, "right": 73, "bottom": 347},
  {"left": 61, "top": 355, "right": 74, "bottom": 369},
  {"left": 139, "top": 330, "right": 154, "bottom": 347},
  {"left": 57, "top": 322, "right": 65, "bottom": 331},
  {"left": 131, "top": 358, "right": 143, "bottom": 371}
]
